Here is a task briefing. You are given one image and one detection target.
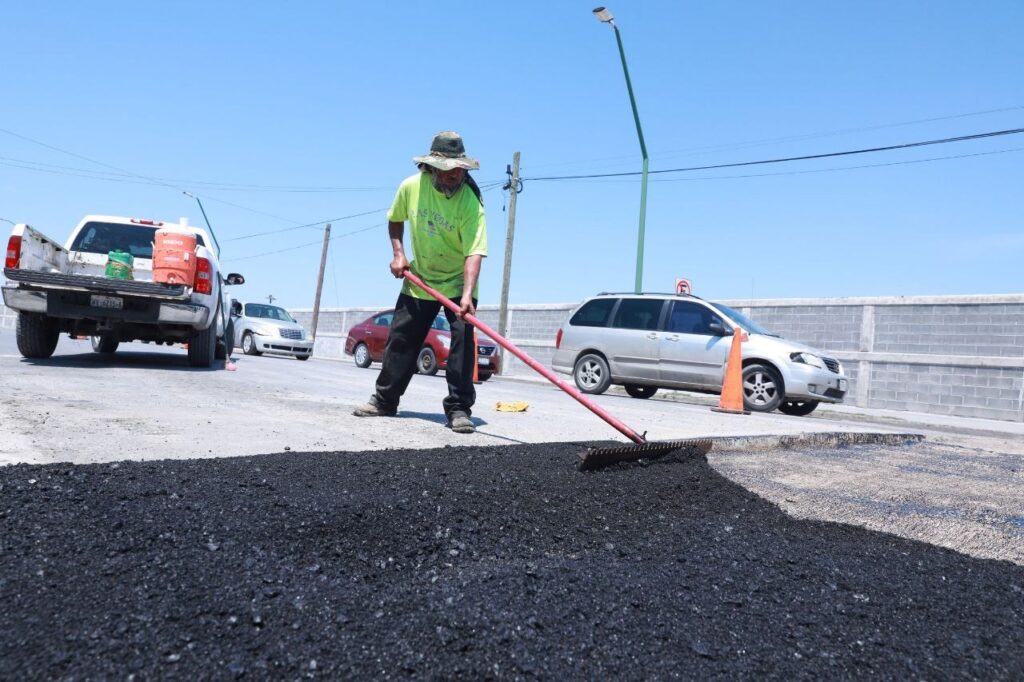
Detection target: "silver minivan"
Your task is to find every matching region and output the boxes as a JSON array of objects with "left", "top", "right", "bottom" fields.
[{"left": 551, "top": 293, "right": 848, "bottom": 416}]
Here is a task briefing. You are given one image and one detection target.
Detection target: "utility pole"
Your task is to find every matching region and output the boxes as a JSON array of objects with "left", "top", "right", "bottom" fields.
[
  {"left": 497, "top": 153, "right": 521, "bottom": 361},
  {"left": 310, "top": 223, "right": 331, "bottom": 340}
]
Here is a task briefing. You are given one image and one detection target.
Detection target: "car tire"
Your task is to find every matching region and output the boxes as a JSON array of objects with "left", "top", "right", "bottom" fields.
[
  {"left": 417, "top": 347, "right": 439, "bottom": 376},
  {"left": 353, "top": 343, "right": 372, "bottom": 368},
  {"left": 742, "top": 363, "right": 784, "bottom": 412},
  {"left": 16, "top": 312, "right": 59, "bottom": 359},
  {"left": 90, "top": 334, "right": 119, "bottom": 354},
  {"left": 242, "top": 332, "right": 262, "bottom": 356},
  {"left": 624, "top": 384, "right": 657, "bottom": 399},
  {"left": 573, "top": 353, "right": 611, "bottom": 395},
  {"left": 477, "top": 372, "right": 492, "bottom": 382},
  {"left": 296, "top": 354, "right": 311, "bottom": 361},
  {"left": 778, "top": 399, "right": 820, "bottom": 417}
]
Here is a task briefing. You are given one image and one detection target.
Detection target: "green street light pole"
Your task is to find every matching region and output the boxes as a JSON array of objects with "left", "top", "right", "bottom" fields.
[{"left": 594, "top": 6, "right": 648, "bottom": 294}]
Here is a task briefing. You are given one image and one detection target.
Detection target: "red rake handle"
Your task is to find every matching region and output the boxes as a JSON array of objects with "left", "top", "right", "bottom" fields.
[{"left": 402, "top": 271, "right": 645, "bottom": 445}]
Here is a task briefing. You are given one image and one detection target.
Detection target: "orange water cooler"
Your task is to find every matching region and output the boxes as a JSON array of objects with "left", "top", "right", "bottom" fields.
[{"left": 152, "top": 228, "right": 198, "bottom": 285}]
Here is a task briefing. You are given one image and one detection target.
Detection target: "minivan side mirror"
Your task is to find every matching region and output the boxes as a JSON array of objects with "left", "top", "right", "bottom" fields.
[
  {"left": 225, "top": 273, "right": 245, "bottom": 286},
  {"left": 708, "top": 321, "right": 731, "bottom": 336}
]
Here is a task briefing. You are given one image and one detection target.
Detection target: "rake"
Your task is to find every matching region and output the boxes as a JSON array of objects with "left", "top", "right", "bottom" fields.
[{"left": 403, "top": 271, "right": 712, "bottom": 470}]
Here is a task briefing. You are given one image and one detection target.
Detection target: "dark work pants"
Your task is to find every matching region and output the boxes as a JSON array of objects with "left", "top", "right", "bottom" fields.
[{"left": 373, "top": 292, "right": 477, "bottom": 419}]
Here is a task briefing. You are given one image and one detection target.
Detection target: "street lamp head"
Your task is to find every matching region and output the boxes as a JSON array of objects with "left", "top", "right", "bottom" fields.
[{"left": 592, "top": 6, "right": 614, "bottom": 23}]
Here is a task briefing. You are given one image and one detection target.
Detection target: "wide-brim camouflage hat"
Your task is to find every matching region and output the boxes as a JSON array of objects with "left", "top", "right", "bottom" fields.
[{"left": 413, "top": 131, "right": 480, "bottom": 171}]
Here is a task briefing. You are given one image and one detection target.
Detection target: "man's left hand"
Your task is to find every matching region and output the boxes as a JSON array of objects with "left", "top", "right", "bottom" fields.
[{"left": 458, "top": 294, "right": 476, "bottom": 320}]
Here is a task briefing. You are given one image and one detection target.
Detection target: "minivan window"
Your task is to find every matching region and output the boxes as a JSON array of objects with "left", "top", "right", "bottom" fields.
[
  {"left": 668, "top": 301, "right": 723, "bottom": 335},
  {"left": 712, "top": 302, "right": 775, "bottom": 336},
  {"left": 570, "top": 298, "right": 616, "bottom": 327},
  {"left": 611, "top": 299, "right": 664, "bottom": 331}
]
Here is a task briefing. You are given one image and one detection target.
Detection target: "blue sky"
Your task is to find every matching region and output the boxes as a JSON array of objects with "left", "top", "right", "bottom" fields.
[{"left": 2, "top": 1, "right": 1021, "bottom": 309}]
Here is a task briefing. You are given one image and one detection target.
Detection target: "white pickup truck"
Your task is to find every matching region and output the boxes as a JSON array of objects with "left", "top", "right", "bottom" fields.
[{"left": 2, "top": 214, "right": 244, "bottom": 368}]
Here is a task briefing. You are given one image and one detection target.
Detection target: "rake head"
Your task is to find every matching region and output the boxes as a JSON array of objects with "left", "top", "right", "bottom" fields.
[{"left": 578, "top": 438, "right": 713, "bottom": 471}]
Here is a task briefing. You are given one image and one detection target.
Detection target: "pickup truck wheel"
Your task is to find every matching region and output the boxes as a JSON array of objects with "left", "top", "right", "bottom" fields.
[
  {"left": 187, "top": 319, "right": 218, "bottom": 368},
  {"left": 16, "top": 312, "right": 60, "bottom": 359},
  {"left": 90, "top": 334, "right": 119, "bottom": 354},
  {"left": 242, "top": 332, "right": 262, "bottom": 356},
  {"left": 216, "top": 319, "right": 234, "bottom": 360}
]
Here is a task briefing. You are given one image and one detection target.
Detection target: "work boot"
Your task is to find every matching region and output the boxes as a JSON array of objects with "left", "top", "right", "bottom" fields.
[
  {"left": 353, "top": 397, "right": 397, "bottom": 417},
  {"left": 447, "top": 411, "right": 475, "bottom": 434}
]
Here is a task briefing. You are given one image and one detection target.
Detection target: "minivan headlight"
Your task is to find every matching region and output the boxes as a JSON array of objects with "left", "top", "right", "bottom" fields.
[
  {"left": 252, "top": 325, "right": 276, "bottom": 336},
  {"left": 790, "top": 352, "right": 826, "bottom": 369}
]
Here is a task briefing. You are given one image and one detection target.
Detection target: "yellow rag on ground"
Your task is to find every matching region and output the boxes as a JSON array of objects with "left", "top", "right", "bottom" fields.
[{"left": 495, "top": 401, "right": 529, "bottom": 412}]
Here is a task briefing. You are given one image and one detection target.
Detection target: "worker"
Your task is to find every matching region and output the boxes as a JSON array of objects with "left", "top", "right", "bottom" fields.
[{"left": 353, "top": 131, "right": 488, "bottom": 434}]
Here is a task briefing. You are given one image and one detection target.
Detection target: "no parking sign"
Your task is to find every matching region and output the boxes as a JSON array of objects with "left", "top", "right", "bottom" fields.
[{"left": 675, "top": 278, "right": 692, "bottom": 295}]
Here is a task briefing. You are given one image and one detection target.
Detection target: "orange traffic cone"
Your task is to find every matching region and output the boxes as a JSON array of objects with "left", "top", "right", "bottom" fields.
[
  {"left": 472, "top": 329, "right": 481, "bottom": 384},
  {"left": 711, "top": 327, "right": 750, "bottom": 415}
]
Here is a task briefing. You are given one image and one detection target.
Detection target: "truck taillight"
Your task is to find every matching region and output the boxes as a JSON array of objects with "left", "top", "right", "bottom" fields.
[
  {"left": 194, "top": 257, "right": 213, "bottom": 294},
  {"left": 130, "top": 218, "right": 164, "bottom": 226},
  {"left": 5, "top": 235, "right": 21, "bottom": 269},
  {"left": 555, "top": 328, "right": 563, "bottom": 349}
]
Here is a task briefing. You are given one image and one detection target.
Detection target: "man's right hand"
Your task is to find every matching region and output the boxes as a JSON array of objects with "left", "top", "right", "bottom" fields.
[{"left": 390, "top": 254, "right": 409, "bottom": 278}]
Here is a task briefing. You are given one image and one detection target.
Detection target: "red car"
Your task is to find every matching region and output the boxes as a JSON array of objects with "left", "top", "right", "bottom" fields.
[{"left": 345, "top": 310, "right": 501, "bottom": 381}]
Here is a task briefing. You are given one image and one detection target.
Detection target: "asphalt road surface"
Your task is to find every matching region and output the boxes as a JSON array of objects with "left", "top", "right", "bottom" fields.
[{"left": 1, "top": 331, "right": 1022, "bottom": 678}]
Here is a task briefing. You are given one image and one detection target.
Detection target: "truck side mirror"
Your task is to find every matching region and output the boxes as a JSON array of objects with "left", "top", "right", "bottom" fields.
[{"left": 225, "top": 273, "right": 245, "bottom": 286}]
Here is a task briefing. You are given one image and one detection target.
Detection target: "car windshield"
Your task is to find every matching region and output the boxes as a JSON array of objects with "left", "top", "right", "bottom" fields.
[
  {"left": 711, "top": 302, "right": 776, "bottom": 336},
  {"left": 244, "top": 304, "right": 295, "bottom": 322},
  {"left": 70, "top": 222, "right": 205, "bottom": 259}
]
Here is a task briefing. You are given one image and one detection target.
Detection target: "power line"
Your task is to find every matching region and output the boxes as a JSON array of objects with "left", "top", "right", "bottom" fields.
[
  {"left": 225, "top": 224, "right": 382, "bottom": 263},
  {"left": 648, "top": 147, "right": 1024, "bottom": 183},
  {"left": 225, "top": 208, "right": 389, "bottom": 241},
  {"left": 522, "top": 127, "right": 1024, "bottom": 182},
  {"left": 521, "top": 104, "right": 1024, "bottom": 172}
]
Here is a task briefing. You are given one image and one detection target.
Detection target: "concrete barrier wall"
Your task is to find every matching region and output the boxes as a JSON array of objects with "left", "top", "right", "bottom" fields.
[
  {"left": 292, "top": 294, "right": 1024, "bottom": 423},
  {"left": 4, "top": 292, "right": 1020, "bottom": 421}
]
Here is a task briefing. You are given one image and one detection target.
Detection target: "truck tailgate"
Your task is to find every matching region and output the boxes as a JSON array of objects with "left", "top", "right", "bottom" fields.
[{"left": 3, "top": 268, "right": 189, "bottom": 300}]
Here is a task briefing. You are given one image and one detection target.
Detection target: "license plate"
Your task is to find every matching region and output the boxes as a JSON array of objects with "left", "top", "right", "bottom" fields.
[
  {"left": 838, "top": 379, "right": 848, "bottom": 391},
  {"left": 90, "top": 295, "right": 123, "bottom": 310},
  {"left": 478, "top": 358, "right": 490, "bottom": 366}
]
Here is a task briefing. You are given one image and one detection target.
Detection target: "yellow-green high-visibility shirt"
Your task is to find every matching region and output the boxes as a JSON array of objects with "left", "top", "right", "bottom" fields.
[{"left": 387, "top": 172, "right": 488, "bottom": 301}]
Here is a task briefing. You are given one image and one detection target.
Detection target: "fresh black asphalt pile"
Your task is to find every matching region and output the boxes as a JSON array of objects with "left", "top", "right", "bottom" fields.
[{"left": 2, "top": 443, "right": 1023, "bottom": 680}]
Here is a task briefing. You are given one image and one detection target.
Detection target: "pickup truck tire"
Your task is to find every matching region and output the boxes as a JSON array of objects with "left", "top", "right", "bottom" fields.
[
  {"left": 16, "top": 312, "right": 60, "bottom": 359},
  {"left": 242, "top": 332, "right": 262, "bottom": 356},
  {"left": 215, "top": 319, "right": 234, "bottom": 360},
  {"left": 90, "top": 334, "right": 119, "bottom": 354},
  {"left": 188, "top": 313, "right": 219, "bottom": 369}
]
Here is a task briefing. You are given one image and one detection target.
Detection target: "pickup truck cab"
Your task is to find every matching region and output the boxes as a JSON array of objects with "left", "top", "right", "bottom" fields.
[{"left": 3, "top": 214, "right": 244, "bottom": 368}]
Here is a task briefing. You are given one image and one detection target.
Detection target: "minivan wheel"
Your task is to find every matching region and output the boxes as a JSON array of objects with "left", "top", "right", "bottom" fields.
[
  {"left": 624, "top": 384, "right": 657, "bottom": 399},
  {"left": 742, "top": 363, "right": 784, "bottom": 412},
  {"left": 778, "top": 399, "right": 819, "bottom": 416},
  {"left": 417, "top": 347, "right": 439, "bottom": 375},
  {"left": 573, "top": 353, "right": 611, "bottom": 395}
]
